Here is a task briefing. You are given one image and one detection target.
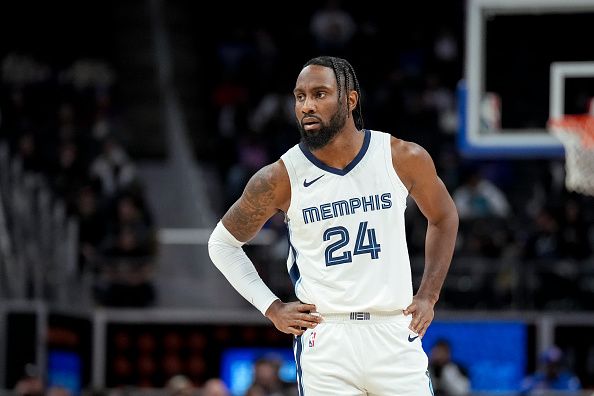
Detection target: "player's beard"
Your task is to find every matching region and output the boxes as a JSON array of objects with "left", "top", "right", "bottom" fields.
[{"left": 298, "top": 104, "right": 347, "bottom": 150}]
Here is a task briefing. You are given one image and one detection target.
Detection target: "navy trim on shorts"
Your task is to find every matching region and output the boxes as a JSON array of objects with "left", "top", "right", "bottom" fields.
[
  {"left": 294, "top": 335, "right": 304, "bottom": 396},
  {"left": 426, "top": 370, "right": 434, "bottom": 396}
]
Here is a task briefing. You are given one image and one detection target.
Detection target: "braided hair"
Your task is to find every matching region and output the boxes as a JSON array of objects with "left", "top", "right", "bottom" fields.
[{"left": 303, "top": 56, "right": 364, "bottom": 131}]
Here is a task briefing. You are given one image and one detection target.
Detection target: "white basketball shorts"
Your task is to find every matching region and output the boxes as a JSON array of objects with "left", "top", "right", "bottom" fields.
[{"left": 293, "top": 311, "right": 434, "bottom": 396}]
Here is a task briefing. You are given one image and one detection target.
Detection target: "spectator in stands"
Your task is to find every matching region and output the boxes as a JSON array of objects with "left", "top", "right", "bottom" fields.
[
  {"left": 521, "top": 345, "right": 581, "bottom": 393},
  {"left": 99, "top": 191, "right": 155, "bottom": 258},
  {"left": 431, "top": 27, "right": 461, "bottom": 88},
  {"left": 453, "top": 168, "right": 510, "bottom": 220},
  {"left": 245, "top": 384, "right": 266, "bottom": 396},
  {"left": 201, "top": 378, "right": 230, "bottom": 396},
  {"left": 93, "top": 186, "right": 157, "bottom": 308},
  {"left": 46, "top": 386, "right": 71, "bottom": 396},
  {"left": 13, "top": 364, "right": 44, "bottom": 396},
  {"left": 55, "top": 103, "right": 79, "bottom": 142},
  {"left": 248, "top": 355, "right": 297, "bottom": 396},
  {"left": 523, "top": 207, "right": 561, "bottom": 260},
  {"left": 225, "top": 134, "right": 270, "bottom": 207},
  {"left": 452, "top": 167, "right": 512, "bottom": 258},
  {"left": 309, "top": 0, "right": 356, "bottom": 56},
  {"left": 166, "top": 374, "right": 195, "bottom": 396},
  {"left": 16, "top": 132, "right": 41, "bottom": 172},
  {"left": 558, "top": 198, "right": 591, "bottom": 260},
  {"left": 169, "top": 375, "right": 193, "bottom": 396},
  {"left": 428, "top": 339, "right": 470, "bottom": 396},
  {"left": 75, "top": 184, "right": 107, "bottom": 272},
  {"left": 90, "top": 135, "right": 136, "bottom": 197},
  {"left": 51, "top": 140, "right": 86, "bottom": 205}
]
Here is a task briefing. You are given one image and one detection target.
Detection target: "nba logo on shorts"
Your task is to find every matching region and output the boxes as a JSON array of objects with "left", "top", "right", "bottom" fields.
[{"left": 309, "top": 331, "right": 316, "bottom": 347}]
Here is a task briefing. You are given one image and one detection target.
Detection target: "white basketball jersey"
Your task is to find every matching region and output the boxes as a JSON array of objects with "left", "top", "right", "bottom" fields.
[{"left": 280, "top": 130, "right": 412, "bottom": 314}]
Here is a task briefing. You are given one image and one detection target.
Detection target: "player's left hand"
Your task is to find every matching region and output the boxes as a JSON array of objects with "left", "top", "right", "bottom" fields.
[{"left": 403, "top": 295, "right": 435, "bottom": 338}]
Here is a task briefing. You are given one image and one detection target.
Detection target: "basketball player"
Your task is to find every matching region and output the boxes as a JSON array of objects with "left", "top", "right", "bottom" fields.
[{"left": 208, "top": 56, "right": 459, "bottom": 395}]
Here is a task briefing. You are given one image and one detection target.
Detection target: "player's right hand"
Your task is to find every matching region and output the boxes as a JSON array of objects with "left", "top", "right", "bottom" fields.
[
  {"left": 404, "top": 294, "right": 435, "bottom": 338},
  {"left": 265, "top": 300, "right": 321, "bottom": 336}
]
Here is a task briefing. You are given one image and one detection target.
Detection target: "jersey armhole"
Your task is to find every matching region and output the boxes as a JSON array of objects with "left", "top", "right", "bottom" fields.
[
  {"left": 381, "top": 133, "right": 409, "bottom": 205},
  {"left": 279, "top": 153, "right": 298, "bottom": 220}
]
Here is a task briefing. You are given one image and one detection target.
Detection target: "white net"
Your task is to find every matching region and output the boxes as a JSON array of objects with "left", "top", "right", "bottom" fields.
[{"left": 548, "top": 115, "right": 594, "bottom": 196}]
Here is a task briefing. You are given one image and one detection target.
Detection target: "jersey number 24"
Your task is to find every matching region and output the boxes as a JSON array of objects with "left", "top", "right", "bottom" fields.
[{"left": 323, "top": 221, "right": 381, "bottom": 266}]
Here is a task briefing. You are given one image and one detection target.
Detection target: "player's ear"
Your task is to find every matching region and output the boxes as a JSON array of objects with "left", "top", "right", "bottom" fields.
[{"left": 348, "top": 90, "right": 358, "bottom": 112}]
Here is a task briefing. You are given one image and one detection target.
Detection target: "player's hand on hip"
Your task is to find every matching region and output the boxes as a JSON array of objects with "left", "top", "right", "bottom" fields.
[
  {"left": 265, "top": 300, "right": 321, "bottom": 336},
  {"left": 403, "top": 295, "right": 435, "bottom": 338}
]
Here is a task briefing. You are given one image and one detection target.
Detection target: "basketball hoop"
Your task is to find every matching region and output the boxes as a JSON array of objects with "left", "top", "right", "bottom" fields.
[{"left": 548, "top": 114, "right": 594, "bottom": 196}]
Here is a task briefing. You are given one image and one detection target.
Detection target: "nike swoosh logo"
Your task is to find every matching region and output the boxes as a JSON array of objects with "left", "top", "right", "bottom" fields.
[
  {"left": 408, "top": 335, "right": 419, "bottom": 342},
  {"left": 303, "top": 175, "right": 324, "bottom": 187}
]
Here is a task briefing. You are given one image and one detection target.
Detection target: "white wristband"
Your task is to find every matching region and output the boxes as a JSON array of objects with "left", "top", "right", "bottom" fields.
[{"left": 207, "top": 221, "right": 279, "bottom": 315}]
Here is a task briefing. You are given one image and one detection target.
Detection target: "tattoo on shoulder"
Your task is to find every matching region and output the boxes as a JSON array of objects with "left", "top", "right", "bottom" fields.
[{"left": 224, "top": 166, "right": 278, "bottom": 241}]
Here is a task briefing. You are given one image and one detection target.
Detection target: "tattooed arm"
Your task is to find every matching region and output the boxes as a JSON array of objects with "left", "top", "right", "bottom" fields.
[
  {"left": 209, "top": 160, "right": 321, "bottom": 335},
  {"left": 221, "top": 159, "right": 290, "bottom": 242}
]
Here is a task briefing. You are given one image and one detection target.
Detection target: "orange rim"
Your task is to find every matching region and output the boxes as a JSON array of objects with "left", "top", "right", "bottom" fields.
[{"left": 549, "top": 115, "right": 594, "bottom": 148}]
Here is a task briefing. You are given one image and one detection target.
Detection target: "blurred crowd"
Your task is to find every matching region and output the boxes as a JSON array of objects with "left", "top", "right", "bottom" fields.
[
  {"left": 12, "top": 354, "right": 298, "bottom": 396},
  {"left": 0, "top": 53, "right": 157, "bottom": 307}
]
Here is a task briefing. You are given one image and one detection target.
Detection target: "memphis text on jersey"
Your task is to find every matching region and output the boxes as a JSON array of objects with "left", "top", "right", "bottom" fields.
[{"left": 302, "top": 193, "right": 393, "bottom": 224}]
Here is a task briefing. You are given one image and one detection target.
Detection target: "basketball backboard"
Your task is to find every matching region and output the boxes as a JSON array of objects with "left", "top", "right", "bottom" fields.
[{"left": 459, "top": 0, "right": 594, "bottom": 158}]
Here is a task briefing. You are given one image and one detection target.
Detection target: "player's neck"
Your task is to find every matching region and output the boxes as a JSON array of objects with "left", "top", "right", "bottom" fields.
[{"left": 310, "top": 127, "right": 364, "bottom": 170}]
